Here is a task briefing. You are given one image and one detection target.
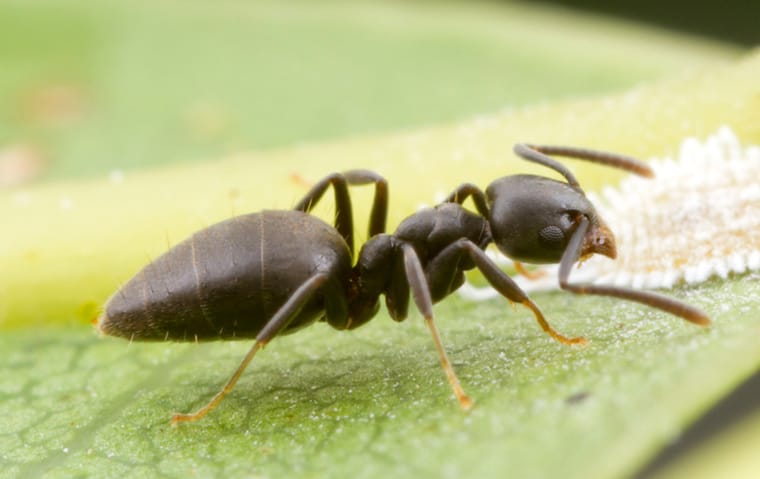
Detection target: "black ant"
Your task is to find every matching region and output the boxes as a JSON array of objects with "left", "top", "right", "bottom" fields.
[{"left": 97, "top": 144, "right": 709, "bottom": 424}]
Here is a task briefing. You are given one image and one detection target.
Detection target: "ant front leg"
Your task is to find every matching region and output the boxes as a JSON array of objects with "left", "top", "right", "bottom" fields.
[
  {"left": 558, "top": 217, "right": 711, "bottom": 326},
  {"left": 436, "top": 239, "right": 587, "bottom": 345},
  {"left": 513, "top": 261, "right": 546, "bottom": 280}
]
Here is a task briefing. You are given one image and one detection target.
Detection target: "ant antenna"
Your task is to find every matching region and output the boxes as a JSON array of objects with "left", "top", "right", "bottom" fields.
[{"left": 514, "top": 144, "right": 654, "bottom": 188}]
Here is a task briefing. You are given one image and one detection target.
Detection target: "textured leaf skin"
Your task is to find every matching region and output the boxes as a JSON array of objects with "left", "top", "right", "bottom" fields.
[{"left": 2, "top": 277, "right": 759, "bottom": 479}]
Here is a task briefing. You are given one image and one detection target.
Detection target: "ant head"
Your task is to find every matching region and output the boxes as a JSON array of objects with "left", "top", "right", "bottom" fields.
[{"left": 485, "top": 175, "right": 616, "bottom": 264}]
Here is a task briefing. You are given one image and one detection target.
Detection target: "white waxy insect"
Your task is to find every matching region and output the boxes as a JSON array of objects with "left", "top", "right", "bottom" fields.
[{"left": 460, "top": 126, "right": 760, "bottom": 300}]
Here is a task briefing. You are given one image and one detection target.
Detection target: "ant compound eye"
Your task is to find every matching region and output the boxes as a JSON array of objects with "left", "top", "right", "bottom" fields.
[{"left": 538, "top": 225, "right": 565, "bottom": 247}]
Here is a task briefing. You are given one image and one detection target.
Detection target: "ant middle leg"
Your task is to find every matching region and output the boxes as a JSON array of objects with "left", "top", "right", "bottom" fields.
[{"left": 398, "top": 243, "right": 473, "bottom": 410}]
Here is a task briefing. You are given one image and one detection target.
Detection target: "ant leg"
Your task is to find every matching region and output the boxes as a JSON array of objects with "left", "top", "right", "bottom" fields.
[
  {"left": 444, "top": 183, "right": 490, "bottom": 217},
  {"left": 170, "top": 273, "right": 330, "bottom": 425},
  {"left": 444, "top": 239, "right": 587, "bottom": 345},
  {"left": 294, "top": 173, "right": 354, "bottom": 256},
  {"left": 559, "top": 217, "right": 710, "bottom": 326},
  {"left": 386, "top": 250, "right": 411, "bottom": 322},
  {"left": 342, "top": 170, "right": 389, "bottom": 237},
  {"left": 399, "top": 243, "right": 473, "bottom": 410},
  {"left": 513, "top": 261, "right": 545, "bottom": 280},
  {"left": 514, "top": 144, "right": 654, "bottom": 187},
  {"left": 293, "top": 170, "right": 388, "bottom": 255}
]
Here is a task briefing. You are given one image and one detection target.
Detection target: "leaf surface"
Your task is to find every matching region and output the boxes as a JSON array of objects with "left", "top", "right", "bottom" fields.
[
  {"left": 1, "top": 2, "right": 759, "bottom": 478},
  {"left": 2, "top": 278, "right": 759, "bottom": 479}
]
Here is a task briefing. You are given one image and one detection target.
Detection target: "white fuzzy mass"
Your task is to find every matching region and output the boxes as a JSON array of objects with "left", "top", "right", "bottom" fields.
[{"left": 460, "top": 126, "right": 760, "bottom": 300}]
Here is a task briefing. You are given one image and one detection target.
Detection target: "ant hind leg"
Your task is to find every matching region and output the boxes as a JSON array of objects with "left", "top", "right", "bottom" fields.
[{"left": 170, "top": 273, "right": 330, "bottom": 425}]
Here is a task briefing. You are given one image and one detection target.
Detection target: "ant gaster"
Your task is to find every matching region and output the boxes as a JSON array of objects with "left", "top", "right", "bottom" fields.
[{"left": 98, "top": 144, "right": 710, "bottom": 424}]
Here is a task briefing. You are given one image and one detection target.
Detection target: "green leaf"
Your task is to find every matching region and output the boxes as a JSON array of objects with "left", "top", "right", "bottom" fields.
[
  {"left": 0, "top": 0, "right": 737, "bottom": 179},
  {"left": 3, "top": 278, "right": 759, "bottom": 479},
  {"left": 2, "top": 1, "right": 760, "bottom": 478}
]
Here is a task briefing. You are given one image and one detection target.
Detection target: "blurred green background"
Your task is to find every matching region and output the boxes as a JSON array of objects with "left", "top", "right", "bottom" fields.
[{"left": 0, "top": 0, "right": 742, "bottom": 184}]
